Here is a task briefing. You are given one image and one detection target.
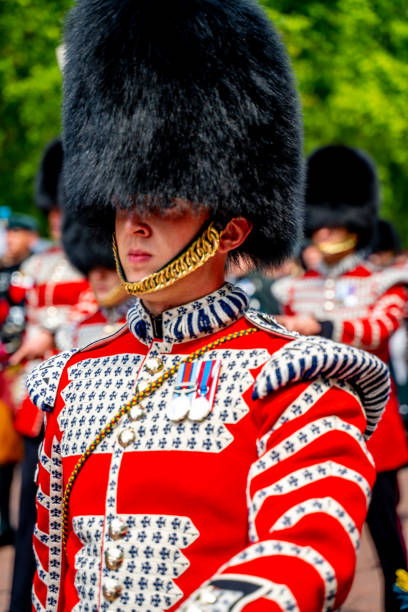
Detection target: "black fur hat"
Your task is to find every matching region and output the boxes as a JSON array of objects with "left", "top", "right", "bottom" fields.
[
  {"left": 61, "top": 213, "right": 116, "bottom": 276},
  {"left": 62, "top": 0, "right": 304, "bottom": 268},
  {"left": 35, "top": 137, "right": 63, "bottom": 212},
  {"left": 371, "top": 218, "right": 402, "bottom": 255},
  {"left": 305, "top": 145, "right": 379, "bottom": 247}
]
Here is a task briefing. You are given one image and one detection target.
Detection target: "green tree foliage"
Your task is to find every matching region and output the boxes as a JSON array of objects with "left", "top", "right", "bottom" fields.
[
  {"left": 0, "top": 0, "right": 71, "bottom": 224},
  {"left": 261, "top": 0, "right": 408, "bottom": 240},
  {"left": 1, "top": 1, "right": 407, "bottom": 241}
]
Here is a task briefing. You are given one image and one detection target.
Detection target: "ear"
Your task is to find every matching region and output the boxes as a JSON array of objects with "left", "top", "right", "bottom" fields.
[{"left": 218, "top": 217, "right": 253, "bottom": 254}]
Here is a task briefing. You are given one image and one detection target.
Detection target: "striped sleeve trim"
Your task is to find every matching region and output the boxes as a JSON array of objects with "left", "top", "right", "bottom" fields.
[
  {"left": 250, "top": 416, "right": 373, "bottom": 480},
  {"left": 221, "top": 540, "right": 337, "bottom": 611},
  {"left": 256, "top": 379, "right": 362, "bottom": 454},
  {"left": 253, "top": 336, "right": 389, "bottom": 438},
  {"left": 248, "top": 460, "right": 371, "bottom": 542},
  {"left": 270, "top": 497, "right": 360, "bottom": 551}
]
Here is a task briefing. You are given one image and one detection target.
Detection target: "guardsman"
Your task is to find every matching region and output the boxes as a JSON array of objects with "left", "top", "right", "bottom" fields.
[
  {"left": 55, "top": 215, "right": 134, "bottom": 351},
  {"left": 273, "top": 145, "right": 408, "bottom": 612},
  {"left": 28, "top": 3, "right": 390, "bottom": 611}
]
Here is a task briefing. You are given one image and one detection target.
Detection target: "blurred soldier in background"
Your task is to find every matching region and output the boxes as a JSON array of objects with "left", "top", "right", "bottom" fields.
[
  {"left": 273, "top": 145, "right": 408, "bottom": 611},
  {"left": 0, "top": 214, "right": 39, "bottom": 361},
  {"left": 0, "top": 213, "right": 38, "bottom": 547},
  {"left": 56, "top": 214, "right": 134, "bottom": 352},
  {"left": 8, "top": 138, "right": 95, "bottom": 612}
]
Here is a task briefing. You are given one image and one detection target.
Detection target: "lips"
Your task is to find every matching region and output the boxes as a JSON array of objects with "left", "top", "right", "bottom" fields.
[{"left": 127, "top": 250, "right": 152, "bottom": 263}]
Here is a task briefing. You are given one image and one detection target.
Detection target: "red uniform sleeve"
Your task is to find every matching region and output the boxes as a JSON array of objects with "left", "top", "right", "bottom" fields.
[
  {"left": 332, "top": 285, "right": 407, "bottom": 350},
  {"left": 181, "top": 377, "right": 375, "bottom": 611}
]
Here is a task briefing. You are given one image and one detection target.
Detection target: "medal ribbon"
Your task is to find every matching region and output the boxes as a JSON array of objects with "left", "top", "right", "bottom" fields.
[{"left": 62, "top": 326, "right": 258, "bottom": 550}]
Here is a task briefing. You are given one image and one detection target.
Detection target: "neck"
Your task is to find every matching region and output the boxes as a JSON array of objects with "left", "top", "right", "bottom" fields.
[{"left": 141, "top": 253, "right": 226, "bottom": 315}]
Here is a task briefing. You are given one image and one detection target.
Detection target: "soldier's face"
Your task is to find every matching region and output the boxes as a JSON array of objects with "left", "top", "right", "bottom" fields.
[
  {"left": 88, "top": 266, "right": 122, "bottom": 302},
  {"left": 6, "top": 229, "right": 37, "bottom": 261},
  {"left": 115, "top": 200, "right": 209, "bottom": 283}
]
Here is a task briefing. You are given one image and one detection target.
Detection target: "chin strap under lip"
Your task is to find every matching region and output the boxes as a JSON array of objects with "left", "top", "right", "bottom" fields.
[{"left": 112, "top": 221, "right": 223, "bottom": 296}]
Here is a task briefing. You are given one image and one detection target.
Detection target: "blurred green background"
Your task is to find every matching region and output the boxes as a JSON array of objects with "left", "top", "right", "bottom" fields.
[{"left": 0, "top": 0, "right": 407, "bottom": 239}]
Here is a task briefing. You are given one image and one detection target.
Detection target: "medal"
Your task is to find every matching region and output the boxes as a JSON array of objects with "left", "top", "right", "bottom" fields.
[
  {"left": 166, "top": 381, "right": 196, "bottom": 421},
  {"left": 189, "top": 396, "right": 211, "bottom": 421},
  {"left": 166, "top": 360, "right": 221, "bottom": 422},
  {"left": 189, "top": 360, "right": 214, "bottom": 422}
]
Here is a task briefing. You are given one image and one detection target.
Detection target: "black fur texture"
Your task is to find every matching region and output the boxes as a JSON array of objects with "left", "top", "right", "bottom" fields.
[
  {"left": 62, "top": 0, "right": 304, "bottom": 267},
  {"left": 35, "top": 137, "right": 63, "bottom": 211},
  {"left": 305, "top": 145, "right": 379, "bottom": 247},
  {"left": 62, "top": 213, "right": 116, "bottom": 276},
  {"left": 371, "top": 219, "right": 402, "bottom": 255}
]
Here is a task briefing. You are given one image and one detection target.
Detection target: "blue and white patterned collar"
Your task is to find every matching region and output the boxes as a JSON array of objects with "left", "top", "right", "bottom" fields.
[{"left": 127, "top": 283, "right": 249, "bottom": 346}]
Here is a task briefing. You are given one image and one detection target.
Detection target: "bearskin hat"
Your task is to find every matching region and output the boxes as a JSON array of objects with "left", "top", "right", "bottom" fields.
[
  {"left": 35, "top": 137, "right": 63, "bottom": 212},
  {"left": 305, "top": 145, "right": 379, "bottom": 247},
  {"left": 371, "top": 218, "right": 402, "bottom": 255},
  {"left": 62, "top": 0, "right": 304, "bottom": 268},
  {"left": 62, "top": 213, "right": 116, "bottom": 277}
]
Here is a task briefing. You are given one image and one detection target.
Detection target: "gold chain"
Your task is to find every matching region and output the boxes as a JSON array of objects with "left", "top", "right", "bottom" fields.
[{"left": 112, "top": 222, "right": 222, "bottom": 296}]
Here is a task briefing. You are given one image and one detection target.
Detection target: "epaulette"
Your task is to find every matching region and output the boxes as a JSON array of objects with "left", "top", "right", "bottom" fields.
[
  {"left": 27, "top": 324, "right": 128, "bottom": 413},
  {"left": 26, "top": 350, "right": 78, "bottom": 412},
  {"left": 244, "top": 309, "right": 298, "bottom": 339},
  {"left": 252, "top": 335, "right": 390, "bottom": 438}
]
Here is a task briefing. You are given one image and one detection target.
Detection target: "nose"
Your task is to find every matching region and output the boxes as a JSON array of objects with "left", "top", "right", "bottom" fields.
[{"left": 123, "top": 210, "right": 152, "bottom": 238}]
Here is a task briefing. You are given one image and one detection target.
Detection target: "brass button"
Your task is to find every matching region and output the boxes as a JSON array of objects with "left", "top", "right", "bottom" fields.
[
  {"left": 128, "top": 405, "right": 144, "bottom": 422},
  {"left": 145, "top": 357, "right": 164, "bottom": 375},
  {"left": 118, "top": 428, "right": 136, "bottom": 448},
  {"left": 109, "top": 517, "right": 128, "bottom": 540},
  {"left": 102, "top": 577, "right": 122, "bottom": 602},
  {"left": 105, "top": 545, "right": 124, "bottom": 570},
  {"left": 135, "top": 379, "right": 149, "bottom": 393}
]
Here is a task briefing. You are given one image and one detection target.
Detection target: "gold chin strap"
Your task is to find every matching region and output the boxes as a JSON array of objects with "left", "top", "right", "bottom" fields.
[
  {"left": 112, "top": 222, "right": 223, "bottom": 296},
  {"left": 316, "top": 234, "right": 358, "bottom": 255}
]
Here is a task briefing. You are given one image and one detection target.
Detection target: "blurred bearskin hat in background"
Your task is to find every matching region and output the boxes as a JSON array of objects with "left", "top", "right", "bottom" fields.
[
  {"left": 35, "top": 137, "right": 63, "bottom": 212},
  {"left": 371, "top": 218, "right": 402, "bottom": 255},
  {"left": 62, "top": 214, "right": 116, "bottom": 277},
  {"left": 62, "top": 0, "right": 304, "bottom": 268},
  {"left": 305, "top": 145, "right": 379, "bottom": 247}
]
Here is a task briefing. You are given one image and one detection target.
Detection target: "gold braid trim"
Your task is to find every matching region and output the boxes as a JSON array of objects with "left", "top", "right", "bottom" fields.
[
  {"left": 112, "top": 222, "right": 222, "bottom": 296},
  {"left": 316, "top": 234, "right": 358, "bottom": 255}
]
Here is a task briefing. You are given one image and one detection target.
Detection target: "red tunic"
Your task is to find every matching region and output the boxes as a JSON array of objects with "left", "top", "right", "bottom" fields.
[
  {"left": 27, "top": 284, "right": 389, "bottom": 611},
  {"left": 273, "top": 255, "right": 408, "bottom": 472},
  {"left": 12, "top": 246, "right": 97, "bottom": 437}
]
